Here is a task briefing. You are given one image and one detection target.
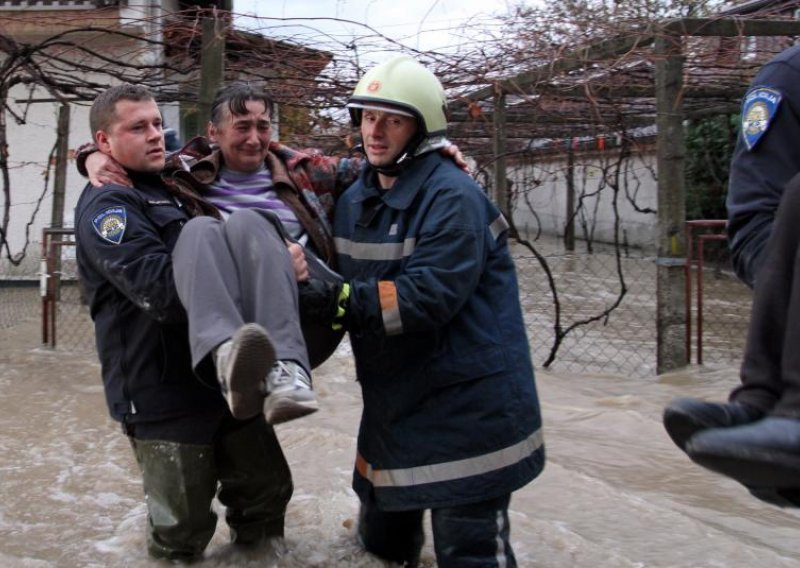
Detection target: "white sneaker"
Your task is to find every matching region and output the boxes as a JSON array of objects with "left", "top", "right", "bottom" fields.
[
  {"left": 263, "top": 361, "right": 319, "bottom": 425},
  {"left": 214, "top": 323, "right": 276, "bottom": 420}
]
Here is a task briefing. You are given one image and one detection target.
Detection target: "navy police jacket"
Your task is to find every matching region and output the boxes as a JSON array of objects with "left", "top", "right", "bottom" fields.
[
  {"left": 334, "top": 152, "right": 545, "bottom": 511},
  {"left": 74, "top": 172, "right": 222, "bottom": 424},
  {"left": 727, "top": 44, "right": 800, "bottom": 283}
]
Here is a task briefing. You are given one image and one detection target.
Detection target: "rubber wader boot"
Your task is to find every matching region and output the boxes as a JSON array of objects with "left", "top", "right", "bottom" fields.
[
  {"left": 131, "top": 438, "right": 218, "bottom": 561},
  {"left": 216, "top": 417, "right": 293, "bottom": 545}
]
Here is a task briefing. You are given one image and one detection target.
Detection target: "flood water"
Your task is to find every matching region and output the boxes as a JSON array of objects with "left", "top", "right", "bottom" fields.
[{"left": 3, "top": 316, "right": 800, "bottom": 567}]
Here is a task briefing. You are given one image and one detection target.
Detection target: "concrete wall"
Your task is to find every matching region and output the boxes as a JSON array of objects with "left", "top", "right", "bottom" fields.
[
  {"left": 2, "top": 85, "right": 90, "bottom": 262},
  {"left": 508, "top": 149, "right": 659, "bottom": 251}
]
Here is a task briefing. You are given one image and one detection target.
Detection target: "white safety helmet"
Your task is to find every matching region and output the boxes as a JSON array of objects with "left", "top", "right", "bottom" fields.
[{"left": 348, "top": 55, "right": 448, "bottom": 137}]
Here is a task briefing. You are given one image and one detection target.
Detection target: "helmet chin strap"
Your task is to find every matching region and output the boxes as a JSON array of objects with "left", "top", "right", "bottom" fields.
[
  {"left": 371, "top": 130, "right": 426, "bottom": 177},
  {"left": 373, "top": 151, "right": 410, "bottom": 176}
]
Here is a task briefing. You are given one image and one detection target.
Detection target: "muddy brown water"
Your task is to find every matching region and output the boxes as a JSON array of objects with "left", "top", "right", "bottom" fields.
[{"left": 2, "top": 316, "right": 800, "bottom": 567}]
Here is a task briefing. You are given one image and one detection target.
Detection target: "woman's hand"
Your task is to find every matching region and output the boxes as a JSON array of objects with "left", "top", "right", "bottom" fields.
[
  {"left": 287, "top": 241, "right": 309, "bottom": 282},
  {"left": 87, "top": 152, "right": 132, "bottom": 188},
  {"left": 441, "top": 143, "right": 471, "bottom": 174}
]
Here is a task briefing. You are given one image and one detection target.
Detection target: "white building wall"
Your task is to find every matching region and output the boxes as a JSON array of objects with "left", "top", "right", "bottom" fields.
[
  {"left": 508, "top": 149, "right": 659, "bottom": 251},
  {"left": 0, "top": 0, "right": 184, "bottom": 276},
  {"left": 1, "top": 85, "right": 90, "bottom": 273},
  {"left": 1, "top": 86, "right": 180, "bottom": 277}
]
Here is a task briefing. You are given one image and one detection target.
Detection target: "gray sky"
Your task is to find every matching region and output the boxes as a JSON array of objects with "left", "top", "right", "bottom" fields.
[{"left": 233, "top": 0, "right": 534, "bottom": 54}]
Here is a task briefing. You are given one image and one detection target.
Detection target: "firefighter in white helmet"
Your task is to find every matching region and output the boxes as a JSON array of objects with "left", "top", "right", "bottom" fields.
[{"left": 306, "top": 55, "right": 545, "bottom": 566}]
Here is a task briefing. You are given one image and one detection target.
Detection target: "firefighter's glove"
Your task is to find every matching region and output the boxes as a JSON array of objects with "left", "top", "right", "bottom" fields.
[
  {"left": 332, "top": 282, "right": 351, "bottom": 331},
  {"left": 298, "top": 278, "right": 351, "bottom": 330}
]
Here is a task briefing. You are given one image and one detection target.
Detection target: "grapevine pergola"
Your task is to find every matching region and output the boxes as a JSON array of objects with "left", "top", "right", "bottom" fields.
[
  {"left": 443, "top": 17, "right": 800, "bottom": 371},
  {"left": 3, "top": 3, "right": 800, "bottom": 372}
]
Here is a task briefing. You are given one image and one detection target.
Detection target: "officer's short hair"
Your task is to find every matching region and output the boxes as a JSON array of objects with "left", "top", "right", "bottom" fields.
[
  {"left": 210, "top": 82, "right": 273, "bottom": 126},
  {"left": 90, "top": 84, "right": 155, "bottom": 135}
]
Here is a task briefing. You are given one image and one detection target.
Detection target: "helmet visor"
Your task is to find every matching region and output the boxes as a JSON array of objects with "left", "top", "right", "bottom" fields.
[{"left": 346, "top": 100, "right": 416, "bottom": 118}]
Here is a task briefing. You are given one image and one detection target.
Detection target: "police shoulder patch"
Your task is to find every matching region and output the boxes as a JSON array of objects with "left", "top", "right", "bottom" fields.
[
  {"left": 741, "top": 87, "right": 782, "bottom": 151},
  {"left": 92, "top": 206, "right": 127, "bottom": 244}
]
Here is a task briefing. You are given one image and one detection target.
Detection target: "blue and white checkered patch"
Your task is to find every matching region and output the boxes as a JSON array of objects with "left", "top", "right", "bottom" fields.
[
  {"left": 741, "top": 87, "right": 782, "bottom": 151},
  {"left": 92, "top": 206, "right": 127, "bottom": 245}
]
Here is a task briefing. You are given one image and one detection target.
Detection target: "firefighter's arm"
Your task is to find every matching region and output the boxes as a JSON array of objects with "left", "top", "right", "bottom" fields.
[{"left": 349, "top": 188, "right": 485, "bottom": 336}]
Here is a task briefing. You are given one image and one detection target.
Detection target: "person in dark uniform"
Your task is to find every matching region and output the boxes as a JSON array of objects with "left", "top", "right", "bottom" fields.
[
  {"left": 74, "top": 84, "right": 293, "bottom": 560},
  {"left": 727, "top": 44, "right": 800, "bottom": 288},
  {"left": 663, "top": 44, "right": 800, "bottom": 505},
  {"left": 300, "top": 55, "right": 545, "bottom": 566}
]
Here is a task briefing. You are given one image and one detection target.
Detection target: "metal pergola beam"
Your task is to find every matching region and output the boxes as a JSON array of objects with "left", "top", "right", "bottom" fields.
[
  {"left": 459, "top": 18, "right": 800, "bottom": 106},
  {"left": 458, "top": 31, "right": 658, "bottom": 103},
  {"left": 663, "top": 17, "right": 800, "bottom": 36}
]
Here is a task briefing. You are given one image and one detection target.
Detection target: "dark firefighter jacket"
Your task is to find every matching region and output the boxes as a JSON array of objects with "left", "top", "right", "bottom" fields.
[{"left": 334, "top": 151, "right": 545, "bottom": 511}]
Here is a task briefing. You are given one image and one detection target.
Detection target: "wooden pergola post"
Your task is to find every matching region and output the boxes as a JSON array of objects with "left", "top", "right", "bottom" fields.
[
  {"left": 50, "top": 104, "right": 69, "bottom": 231},
  {"left": 48, "top": 103, "right": 70, "bottom": 301},
  {"left": 654, "top": 30, "right": 687, "bottom": 373},
  {"left": 493, "top": 90, "right": 510, "bottom": 221},
  {"left": 196, "top": 12, "right": 226, "bottom": 138},
  {"left": 565, "top": 143, "right": 576, "bottom": 251}
]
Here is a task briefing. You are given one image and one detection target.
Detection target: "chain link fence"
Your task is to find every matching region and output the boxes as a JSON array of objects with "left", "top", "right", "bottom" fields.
[
  {"left": 1, "top": 232, "right": 94, "bottom": 353},
  {"left": 0, "top": 284, "right": 40, "bottom": 331},
  {"left": 517, "top": 246, "right": 659, "bottom": 377},
  {"left": 0, "top": 243, "right": 42, "bottom": 332},
  {"left": 0, "top": 228, "right": 751, "bottom": 376},
  {"left": 516, "top": 237, "right": 751, "bottom": 377}
]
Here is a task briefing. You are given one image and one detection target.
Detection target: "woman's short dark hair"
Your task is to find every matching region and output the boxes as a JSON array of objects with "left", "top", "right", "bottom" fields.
[{"left": 210, "top": 82, "right": 273, "bottom": 126}]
